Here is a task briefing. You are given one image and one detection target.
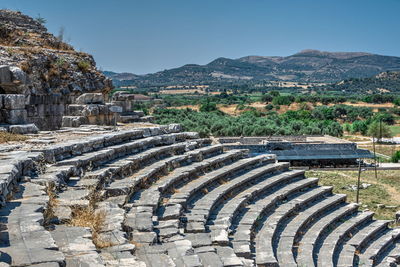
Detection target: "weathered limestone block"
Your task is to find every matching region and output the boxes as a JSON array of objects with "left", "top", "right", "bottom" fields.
[
  {"left": 111, "top": 100, "right": 133, "bottom": 113},
  {"left": 76, "top": 93, "right": 104, "bottom": 104},
  {"left": 113, "top": 91, "right": 135, "bottom": 101},
  {"left": 4, "top": 109, "right": 28, "bottom": 124},
  {"left": 8, "top": 124, "right": 39, "bottom": 134},
  {"left": 3, "top": 94, "right": 26, "bottom": 110},
  {"left": 0, "top": 65, "right": 12, "bottom": 84},
  {"left": 61, "top": 116, "right": 89, "bottom": 127},
  {"left": 168, "top": 124, "right": 182, "bottom": 133}
]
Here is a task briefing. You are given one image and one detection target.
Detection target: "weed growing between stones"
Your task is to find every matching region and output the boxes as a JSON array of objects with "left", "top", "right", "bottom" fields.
[
  {"left": 68, "top": 189, "right": 112, "bottom": 248},
  {"left": 0, "top": 132, "right": 27, "bottom": 143},
  {"left": 43, "top": 183, "right": 59, "bottom": 226},
  {"left": 69, "top": 206, "right": 111, "bottom": 248}
]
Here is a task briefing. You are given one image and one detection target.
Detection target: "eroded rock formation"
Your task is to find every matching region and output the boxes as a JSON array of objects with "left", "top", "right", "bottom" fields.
[{"left": 0, "top": 10, "right": 113, "bottom": 130}]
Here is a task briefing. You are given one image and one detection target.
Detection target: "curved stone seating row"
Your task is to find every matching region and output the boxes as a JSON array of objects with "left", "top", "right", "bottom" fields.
[
  {"left": 2, "top": 125, "right": 400, "bottom": 266},
  {"left": 0, "top": 125, "right": 188, "bottom": 266},
  {"left": 55, "top": 138, "right": 208, "bottom": 209},
  {"left": 337, "top": 220, "right": 392, "bottom": 267},
  {"left": 317, "top": 211, "right": 375, "bottom": 267},
  {"left": 122, "top": 148, "right": 247, "bottom": 238},
  {"left": 165, "top": 155, "right": 274, "bottom": 208},
  {"left": 255, "top": 186, "right": 334, "bottom": 266},
  {"left": 358, "top": 229, "right": 400, "bottom": 267},
  {"left": 286, "top": 202, "right": 359, "bottom": 267},
  {"left": 186, "top": 162, "right": 289, "bottom": 234},
  {"left": 375, "top": 243, "right": 400, "bottom": 267},
  {"left": 207, "top": 169, "right": 305, "bottom": 246},
  {"left": 106, "top": 145, "right": 234, "bottom": 205},
  {"left": 232, "top": 176, "right": 319, "bottom": 257}
]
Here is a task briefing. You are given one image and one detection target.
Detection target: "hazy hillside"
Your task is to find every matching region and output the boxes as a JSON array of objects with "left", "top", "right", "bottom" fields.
[
  {"left": 324, "top": 71, "right": 400, "bottom": 93},
  {"left": 105, "top": 50, "right": 400, "bottom": 87}
]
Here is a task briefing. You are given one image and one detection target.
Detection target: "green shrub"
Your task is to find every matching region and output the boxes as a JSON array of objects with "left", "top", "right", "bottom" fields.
[
  {"left": 391, "top": 151, "right": 400, "bottom": 163},
  {"left": 77, "top": 60, "right": 91, "bottom": 73}
]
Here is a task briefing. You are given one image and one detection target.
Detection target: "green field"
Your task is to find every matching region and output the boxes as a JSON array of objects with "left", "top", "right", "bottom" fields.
[{"left": 390, "top": 125, "right": 400, "bottom": 136}]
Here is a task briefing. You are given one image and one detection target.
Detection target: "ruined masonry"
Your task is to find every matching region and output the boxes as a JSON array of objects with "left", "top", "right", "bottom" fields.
[{"left": 0, "top": 124, "right": 399, "bottom": 266}]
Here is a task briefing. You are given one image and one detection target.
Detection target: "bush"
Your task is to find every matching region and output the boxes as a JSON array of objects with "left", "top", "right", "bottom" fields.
[
  {"left": 391, "top": 151, "right": 400, "bottom": 163},
  {"left": 77, "top": 60, "right": 91, "bottom": 73},
  {"left": 199, "top": 100, "right": 217, "bottom": 112},
  {"left": 265, "top": 104, "right": 274, "bottom": 110}
]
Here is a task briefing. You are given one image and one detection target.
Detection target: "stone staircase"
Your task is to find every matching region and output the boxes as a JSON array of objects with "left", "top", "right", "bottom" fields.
[{"left": 0, "top": 125, "right": 400, "bottom": 266}]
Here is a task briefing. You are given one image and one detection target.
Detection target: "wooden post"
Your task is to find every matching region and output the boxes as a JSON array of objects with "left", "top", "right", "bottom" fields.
[{"left": 356, "top": 159, "right": 362, "bottom": 204}]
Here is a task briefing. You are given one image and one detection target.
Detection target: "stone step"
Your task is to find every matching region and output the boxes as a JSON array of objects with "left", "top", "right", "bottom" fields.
[
  {"left": 105, "top": 144, "right": 229, "bottom": 203},
  {"left": 337, "top": 220, "right": 391, "bottom": 267},
  {"left": 123, "top": 149, "right": 247, "bottom": 238},
  {"left": 255, "top": 186, "right": 333, "bottom": 266},
  {"left": 0, "top": 151, "right": 42, "bottom": 204},
  {"left": 0, "top": 183, "right": 65, "bottom": 266},
  {"left": 133, "top": 147, "right": 236, "bottom": 209},
  {"left": 276, "top": 194, "right": 348, "bottom": 267},
  {"left": 54, "top": 132, "right": 196, "bottom": 169},
  {"left": 50, "top": 225, "right": 104, "bottom": 266},
  {"left": 55, "top": 139, "right": 209, "bottom": 209},
  {"left": 358, "top": 229, "right": 400, "bottom": 267},
  {"left": 375, "top": 242, "right": 400, "bottom": 267},
  {"left": 317, "top": 211, "right": 374, "bottom": 267},
  {"left": 83, "top": 139, "right": 208, "bottom": 182},
  {"left": 166, "top": 154, "right": 274, "bottom": 210},
  {"left": 295, "top": 203, "right": 359, "bottom": 267},
  {"left": 215, "top": 246, "right": 246, "bottom": 267},
  {"left": 232, "top": 178, "right": 320, "bottom": 257},
  {"left": 186, "top": 162, "right": 290, "bottom": 234},
  {"left": 213, "top": 169, "right": 305, "bottom": 228},
  {"left": 34, "top": 125, "right": 185, "bottom": 162}
]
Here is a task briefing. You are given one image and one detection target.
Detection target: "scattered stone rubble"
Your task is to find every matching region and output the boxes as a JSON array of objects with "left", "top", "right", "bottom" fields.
[{"left": 1, "top": 123, "right": 400, "bottom": 267}]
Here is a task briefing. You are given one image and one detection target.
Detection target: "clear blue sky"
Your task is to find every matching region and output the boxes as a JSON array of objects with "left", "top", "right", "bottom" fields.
[{"left": 2, "top": 0, "right": 400, "bottom": 74}]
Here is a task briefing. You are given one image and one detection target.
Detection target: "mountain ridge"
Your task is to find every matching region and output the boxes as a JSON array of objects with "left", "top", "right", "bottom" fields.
[{"left": 104, "top": 50, "right": 400, "bottom": 87}]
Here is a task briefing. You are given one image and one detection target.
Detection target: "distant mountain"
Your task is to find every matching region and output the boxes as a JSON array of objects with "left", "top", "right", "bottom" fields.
[{"left": 104, "top": 50, "right": 400, "bottom": 87}]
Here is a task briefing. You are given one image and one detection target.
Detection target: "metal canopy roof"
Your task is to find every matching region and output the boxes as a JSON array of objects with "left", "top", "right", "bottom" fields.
[{"left": 270, "top": 149, "right": 374, "bottom": 160}]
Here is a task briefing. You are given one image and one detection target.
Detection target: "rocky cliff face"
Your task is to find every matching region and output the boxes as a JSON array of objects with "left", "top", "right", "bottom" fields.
[
  {"left": 0, "top": 9, "right": 112, "bottom": 96},
  {"left": 0, "top": 10, "right": 114, "bottom": 130}
]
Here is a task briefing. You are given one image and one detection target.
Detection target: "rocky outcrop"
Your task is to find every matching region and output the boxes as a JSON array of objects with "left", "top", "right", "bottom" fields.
[{"left": 0, "top": 10, "right": 113, "bottom": 130}]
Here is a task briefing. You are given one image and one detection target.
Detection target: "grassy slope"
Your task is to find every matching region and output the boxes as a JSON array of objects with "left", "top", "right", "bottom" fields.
[{"left": 307, "top": 170, "right": 400, "bottom": 220}]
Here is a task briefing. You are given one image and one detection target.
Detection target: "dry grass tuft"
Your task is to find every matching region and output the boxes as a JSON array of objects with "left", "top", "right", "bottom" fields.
[
  {"left": 43, "top": 183, "right": 59, "bottom": 225},
  {"left": 0, "top": 132, "right": 28, "bottom": 143},
  {"left": 69, "top": 206, "right": 111, "bottom": 248}
]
